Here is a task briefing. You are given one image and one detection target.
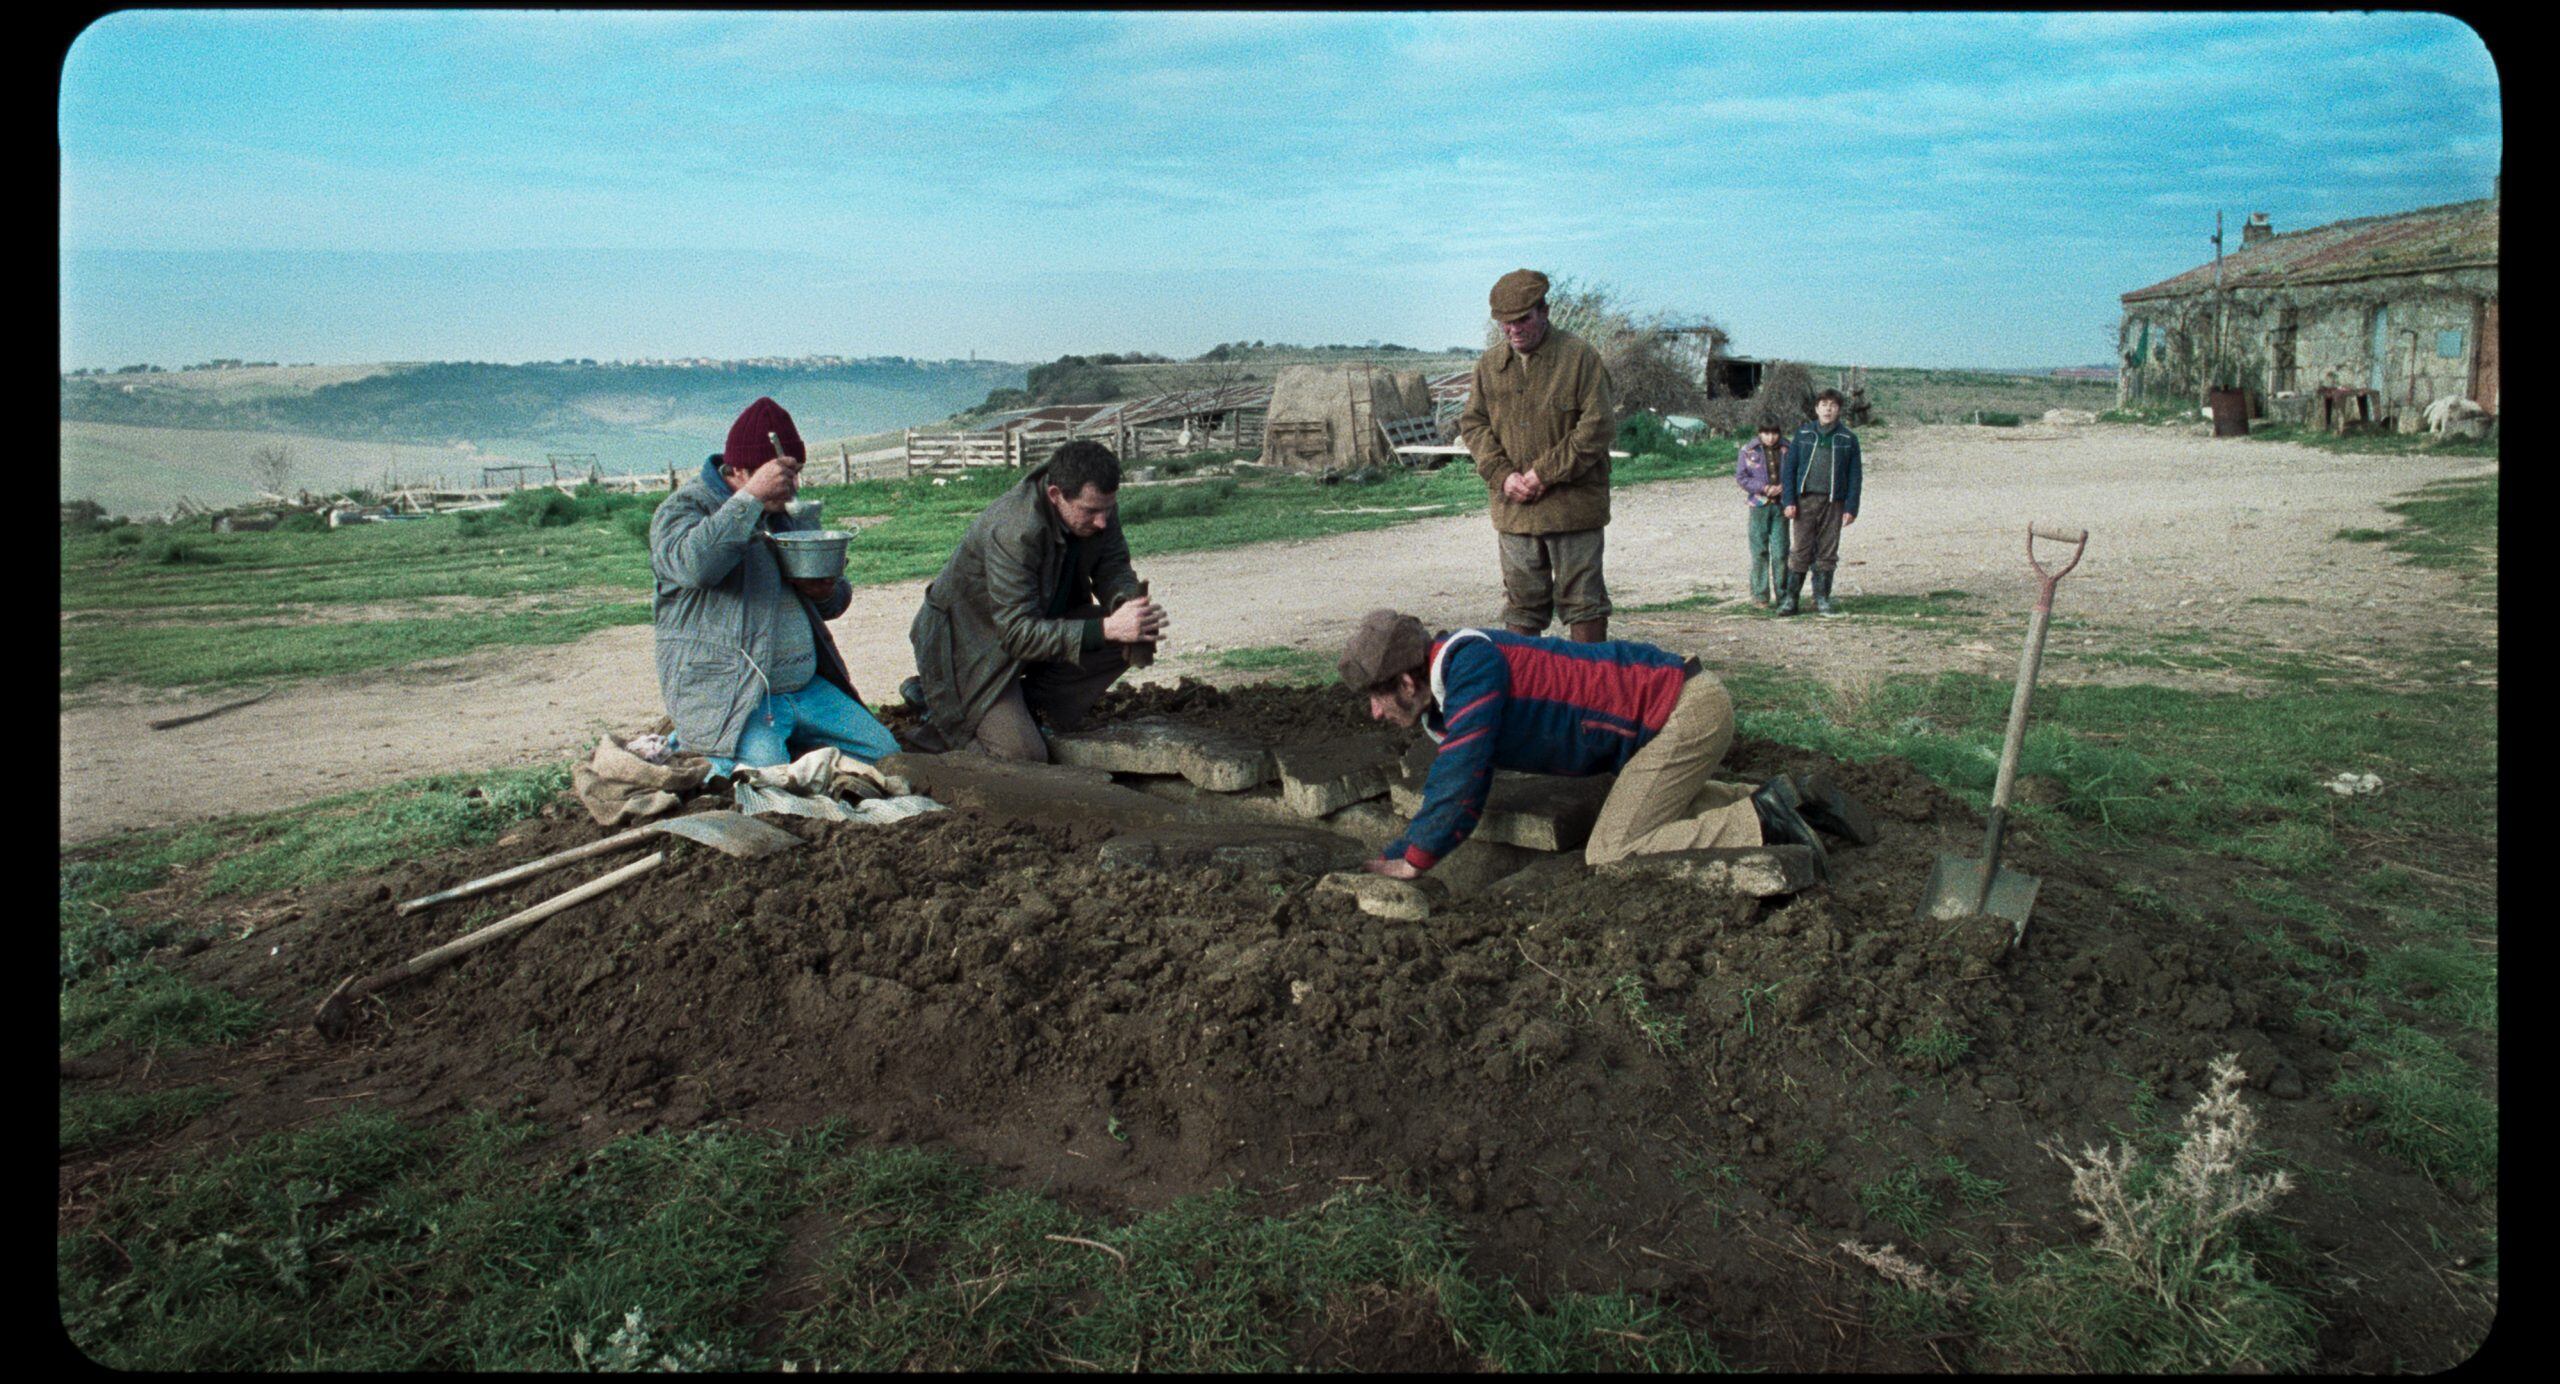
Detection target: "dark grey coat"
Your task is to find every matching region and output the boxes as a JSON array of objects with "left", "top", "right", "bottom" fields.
[
  {"left": 650, "top": 460, "right": 854, "bottom": 757},
  {"left": 909, "top": 465, "right": 1142, "bottom": 746}
]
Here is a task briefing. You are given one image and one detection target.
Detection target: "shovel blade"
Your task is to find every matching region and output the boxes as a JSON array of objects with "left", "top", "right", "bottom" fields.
[
  {"left": 650, "top": 811, "right": 804, "bottom": 858},
  {"left": 1916, "top": 853, "right": 2042, "bottom": 942}
]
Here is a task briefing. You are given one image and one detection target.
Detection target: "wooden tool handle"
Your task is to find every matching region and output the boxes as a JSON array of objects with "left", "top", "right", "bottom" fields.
[
  {"left": 395, "top": 826, "right": 655, "bottom": 916},
  {"left": 375, "top": 852, "right": 666, "bottom": 990},
  {"left": 1126, "top": 580, "right": 1157, "bottom": 665}
]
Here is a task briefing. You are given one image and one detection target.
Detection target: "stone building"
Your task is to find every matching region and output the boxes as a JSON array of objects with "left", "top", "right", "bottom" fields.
[{"left": 2116, "top": 191, "right": 2498, "bottom": 427}]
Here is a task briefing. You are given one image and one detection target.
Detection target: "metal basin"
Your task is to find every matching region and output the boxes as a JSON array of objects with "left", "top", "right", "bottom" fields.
[{"left": 770, "top": 529, "right": 853, "bottom": 580}]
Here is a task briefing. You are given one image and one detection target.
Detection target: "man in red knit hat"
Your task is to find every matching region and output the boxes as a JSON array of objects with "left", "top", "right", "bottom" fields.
[{"left": 647, "top": 397, "right": 897, "bottom": 773}]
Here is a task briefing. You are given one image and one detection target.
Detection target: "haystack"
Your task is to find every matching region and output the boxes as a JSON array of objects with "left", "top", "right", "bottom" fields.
[
  {"left": 1258, "top": 366, "right": 1432, "bottom": 472},
  {"left": 1750, "top": 361, "right": 1817, "bottom": 434}
]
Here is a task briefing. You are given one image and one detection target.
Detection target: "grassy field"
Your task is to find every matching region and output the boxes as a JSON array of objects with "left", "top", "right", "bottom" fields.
[
  {"left": 59, "top": 448, "right": 1745, "bottom": 699},
  {"left": 60, "top": 421, "right": 514, "bottom": 518},
  {"left": 57, "top": 474, "right": 2496, "bottom": 1367},
  {"left": 1837, "top": 366, "right": 2120, "bottom": 424}
]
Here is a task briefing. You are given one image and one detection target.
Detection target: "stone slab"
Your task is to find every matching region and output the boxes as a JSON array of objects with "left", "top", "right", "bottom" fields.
[
  {"left": 1595, "top": 845, "right": 1824, "bottom": 898},
  {"left": 1324, "top": 800, "right": 1405, "bottom": 851},
  {"left": 1388, "top": 771, "right": 1615, "bottom": 852},
  {"left": 1128, "top": 777, "right": 1328, "bottom": 831},
  {"left": 1322, "top": 800, "right": 1538, "bottom": 898},
  {"left": 1316, "top": 871, "right": 1433, "bottom": 922},
  {"left": 1051, "top": 717, "right": 1273, "bottom": 792},
  {"left": 1273, "top": 733, "right": 1403, "bottom": 818}
]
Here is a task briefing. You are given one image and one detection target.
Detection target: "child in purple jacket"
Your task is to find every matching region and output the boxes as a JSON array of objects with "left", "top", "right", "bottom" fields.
[{"left": 1735, "top": 423, "right": 1790, "bottom": 607}]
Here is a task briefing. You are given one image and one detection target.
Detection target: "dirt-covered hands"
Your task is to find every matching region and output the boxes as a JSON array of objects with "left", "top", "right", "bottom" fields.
[{"left": 1103, "top": 595, "right": 1168, "bottom": 645}]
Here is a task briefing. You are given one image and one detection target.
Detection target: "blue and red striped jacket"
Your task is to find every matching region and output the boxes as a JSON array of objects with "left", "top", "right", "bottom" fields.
[{"left": 1384, "top": 629, "right": 1696, "bottom": 871}]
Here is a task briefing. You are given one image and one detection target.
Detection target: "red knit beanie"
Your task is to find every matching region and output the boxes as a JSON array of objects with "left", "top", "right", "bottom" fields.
[{"left": 721, "top": 397, "right": 803, "bottom": 473}]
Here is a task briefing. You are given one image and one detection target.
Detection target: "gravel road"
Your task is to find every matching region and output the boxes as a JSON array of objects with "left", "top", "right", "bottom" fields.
[{"left": 62, "top": 424, "right": 2495, "bottom": 844}]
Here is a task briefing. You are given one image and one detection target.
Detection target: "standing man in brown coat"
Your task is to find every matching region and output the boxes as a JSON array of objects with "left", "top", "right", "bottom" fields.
[{"left": 1458, "top": 268, "right": 1619, "bottom": 643}]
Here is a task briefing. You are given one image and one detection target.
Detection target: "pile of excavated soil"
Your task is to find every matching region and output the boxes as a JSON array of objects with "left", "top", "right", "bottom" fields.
[{"left": 101, "top": 683, "right": 2477, "bottom": 1370}]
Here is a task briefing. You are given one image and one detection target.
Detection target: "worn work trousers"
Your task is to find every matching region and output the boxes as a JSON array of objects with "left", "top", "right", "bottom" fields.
[
  {"left": 697, "top": 677, "right": 900, "bottom": 777},
  {"left": 1787, "top": 493, "right": 1846, "bottom": 575},
  {"left": 968, "top": 639, "right": 1132, "bottom": 763},
  {"left": 1583, "top": 669, "right": 1764, "bottom": 866},
  {"left": 1745, "top": 503, "right": 1791, "bottom": 601},
  {"left": 1496, "top": 526, "right": 1612, "bottom": 632}
]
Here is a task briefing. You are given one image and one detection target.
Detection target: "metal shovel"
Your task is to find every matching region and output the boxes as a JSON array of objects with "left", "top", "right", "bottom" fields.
[{"left": 1916, "top": 525, "right": 2089, "bottom": 945}]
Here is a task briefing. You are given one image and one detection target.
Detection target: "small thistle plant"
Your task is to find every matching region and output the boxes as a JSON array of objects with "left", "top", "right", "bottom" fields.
[{"left": 2044, "top": 1053, "right": 2294, "bottom": 1302}]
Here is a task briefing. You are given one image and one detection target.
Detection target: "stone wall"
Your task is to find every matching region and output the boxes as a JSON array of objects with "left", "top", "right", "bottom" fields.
[{"left": 2120, "top": 267, "right": 2495, "bottom": 424}]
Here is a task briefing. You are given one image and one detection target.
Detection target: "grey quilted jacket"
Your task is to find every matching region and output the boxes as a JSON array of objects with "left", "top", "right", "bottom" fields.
[{"left": 649, "top": 456, "right": 855, "bottom": 756}]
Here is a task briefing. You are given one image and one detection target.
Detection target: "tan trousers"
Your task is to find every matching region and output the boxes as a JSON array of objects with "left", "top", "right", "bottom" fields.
[
  {"left": 967, "top": 641, "right": 1130, "bottom": 763},
  {"left": 1497, "top": 527, "right": 1612, "bottom": 631},
  {"left": 1583, "top": 670, "right": 1763, "bottom": 865}
]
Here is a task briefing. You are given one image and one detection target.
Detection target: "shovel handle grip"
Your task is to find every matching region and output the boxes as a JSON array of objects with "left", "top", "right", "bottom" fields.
[{"left": 2027, "top": 527, "right": 2089, "bottom": 591}]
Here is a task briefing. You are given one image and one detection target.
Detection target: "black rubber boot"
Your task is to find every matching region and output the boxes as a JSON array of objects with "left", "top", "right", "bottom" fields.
[
  {"left": 1788, "top": 770, "right": 1878, "bottom": 846},
  {"left": 1814, "top": 570, "right": 1840, "bottom": 617},
  {"left": 1775, "top": 570, "right": 1805, "bottom": 617},
  {"left": 1750, "top": 778, "right": 1831, "bottom": 878}
]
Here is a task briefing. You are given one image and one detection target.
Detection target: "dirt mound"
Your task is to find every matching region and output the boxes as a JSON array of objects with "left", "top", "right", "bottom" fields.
[{"left": 120, "top": 684, "right": 2468, "bottom": 1369}]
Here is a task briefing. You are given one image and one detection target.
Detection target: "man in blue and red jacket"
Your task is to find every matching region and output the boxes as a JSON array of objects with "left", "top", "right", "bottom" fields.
[{"left": 1337, "top": 610, "right": 1874, "bottom": 879}]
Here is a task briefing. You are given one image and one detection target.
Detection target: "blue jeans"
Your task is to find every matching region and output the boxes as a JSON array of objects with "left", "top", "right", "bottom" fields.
[{"left": 680, "top": 677, "right": 900, "bottom": 776}]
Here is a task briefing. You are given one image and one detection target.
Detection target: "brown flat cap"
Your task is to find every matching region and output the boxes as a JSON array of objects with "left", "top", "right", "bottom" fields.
[
  {"left": 1339, "top": 609, "right": 1431, "bottom": 688},
  {"left": 1490, "top": 268, "right": 1549, "bottom": 322}
]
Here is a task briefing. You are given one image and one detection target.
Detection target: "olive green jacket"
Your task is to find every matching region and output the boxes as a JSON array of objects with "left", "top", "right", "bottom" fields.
[
  {"left": 1458, "top": 327, "right": 1617, "bottom": 535},
  {"left": 908, "top": 465, "right": 1143, "bottom": 746}
]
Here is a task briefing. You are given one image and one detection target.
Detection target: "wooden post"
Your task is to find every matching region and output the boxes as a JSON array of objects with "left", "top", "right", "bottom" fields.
[{"left": 840, "top": 443, "right": 850, "bottom": 486}]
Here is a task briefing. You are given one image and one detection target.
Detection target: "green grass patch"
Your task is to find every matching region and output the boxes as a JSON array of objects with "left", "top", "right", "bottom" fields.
[
  {"left": 1845, "top": 589, "right": 1978, "bottom": 620},
  {"left": 1898, "top": 1019, "right": 1973, "bottom": 1072},
  {"left": 1611, "top": 974, "right": 1687, "bottom": 1056},
  {"left": 2243, "top": 421, "right": 2499, "bottom": 460},
  {"left": 1938, "top": 1157, "right": 2007, "bottom": 1211},
  {"left": 191, "top": 764, "right": 571, "bottom": 898},
  {"left": 60, "top": 1085, "right": 233, "bottom": 1156},
  {"left": 1625, "top": 589, "right": 1730, "bottom": 613},
  {"left": 1117, "top": 477, "right": 1238, "bottom": 525},
  {"left": 1734, "top": 657, "right": 2493, "bottom": 869},
  {"left": 2366, "top": 938, "right": 2496, "bottom": 1032},
  {"left": 1971, "top": 1230, "right": 2316, "bottom": 1372},
  {"left": 61, "top": 1113, "right": 1723, "bottom": 1372},
  {"left": 60, "top": 966, "right": 267, "bottom": 1058},
  {"left": 2331, "top": 1027, "right": 2499, "bottom": 1188},
  {"left": 1207, "top": 644, "right": 1334, "bottom": 683},
  {"left": 60, "top": 1110, "right": 804, "bottom": 1370},
  {"left": 1857, "top": 1166, "right": 1941, "bottom": 1240},
  {"left": 62, "top": 601, "right": 652, "bottom": 693}
]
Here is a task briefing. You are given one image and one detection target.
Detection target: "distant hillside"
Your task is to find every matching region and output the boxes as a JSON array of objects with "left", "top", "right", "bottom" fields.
[{"left": 61, "top": 358, "right": 1027, "bottom": 453}]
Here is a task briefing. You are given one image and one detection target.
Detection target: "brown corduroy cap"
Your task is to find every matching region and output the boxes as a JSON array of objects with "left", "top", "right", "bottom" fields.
[
  {"left": 1338, "top": 609, "right": 1432, "bottom": 689},
  {"left": 1489, "top": 268, "right": 1549, "bottom": 322}
]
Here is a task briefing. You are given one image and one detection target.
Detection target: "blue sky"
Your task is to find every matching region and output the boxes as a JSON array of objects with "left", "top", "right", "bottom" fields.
[{"left": 59, "top": 11, "right": 2500, "bottom": 371}]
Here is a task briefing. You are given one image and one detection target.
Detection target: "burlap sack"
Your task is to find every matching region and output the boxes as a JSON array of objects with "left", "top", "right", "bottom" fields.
[{"left": 572, "top": 730, "right": 712, "bottom": 826}]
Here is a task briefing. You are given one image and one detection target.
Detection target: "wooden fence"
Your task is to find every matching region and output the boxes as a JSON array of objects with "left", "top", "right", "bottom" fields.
[{"left": 906, "top": 411, "right": 1268, "bottom": 474}]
